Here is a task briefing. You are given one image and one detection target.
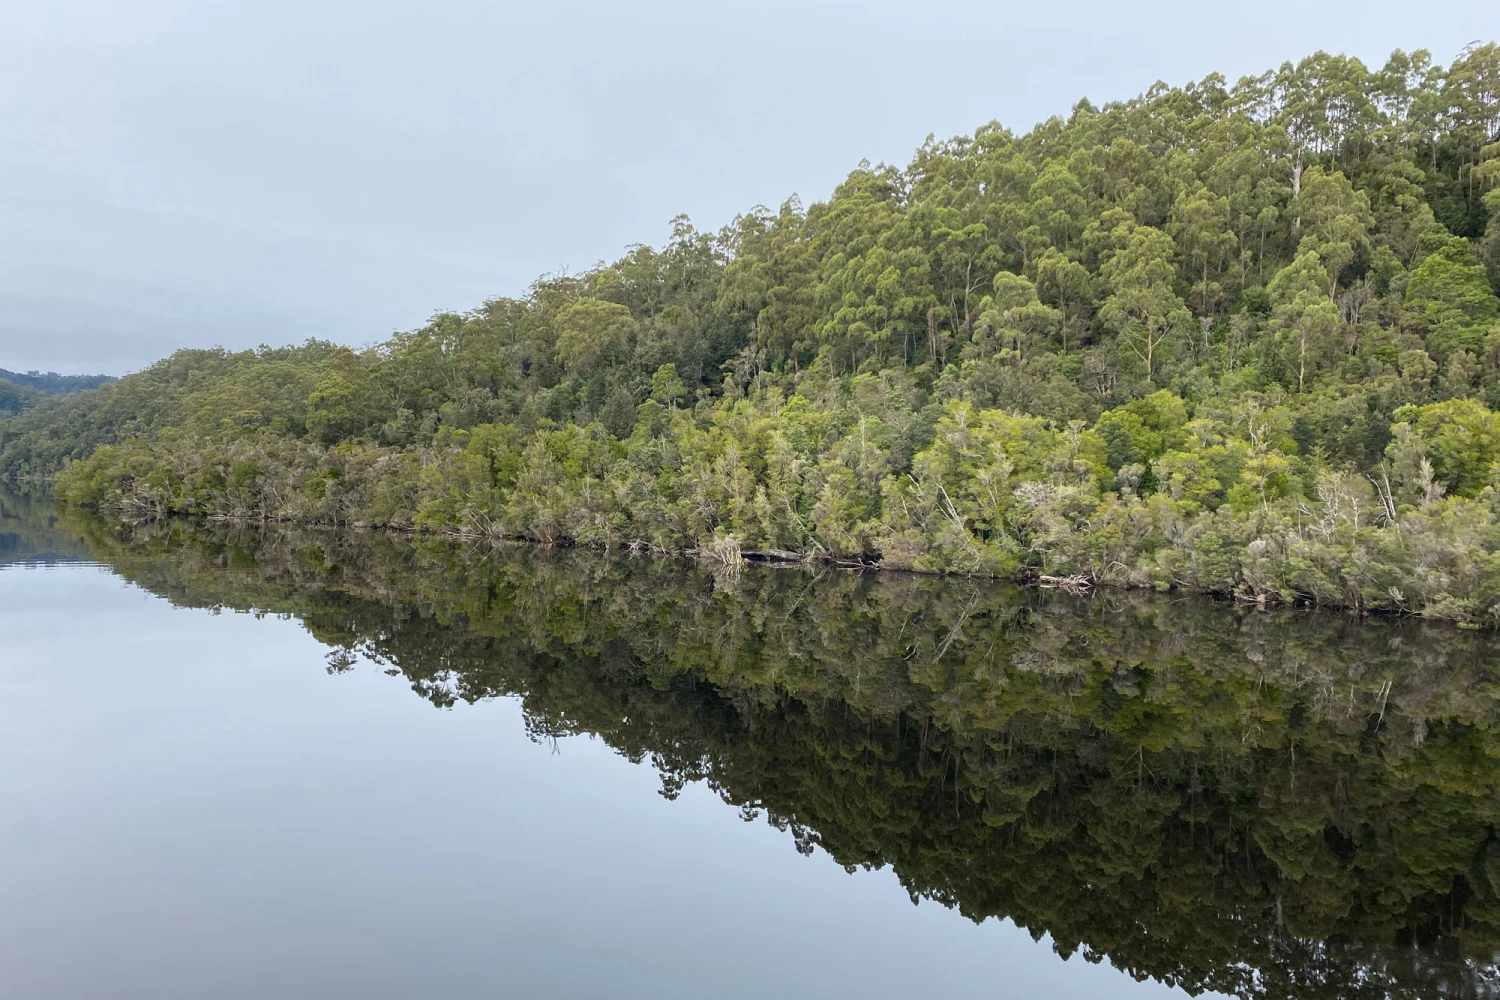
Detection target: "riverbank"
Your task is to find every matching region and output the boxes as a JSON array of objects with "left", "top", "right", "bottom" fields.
[{"left": 43, "top": 427, "right": 1500, "bottom": 626}]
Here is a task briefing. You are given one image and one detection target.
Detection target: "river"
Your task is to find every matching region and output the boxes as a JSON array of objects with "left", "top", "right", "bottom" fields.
[{"left": 2, "top": 490, "right": 1497, "bottom": 998}]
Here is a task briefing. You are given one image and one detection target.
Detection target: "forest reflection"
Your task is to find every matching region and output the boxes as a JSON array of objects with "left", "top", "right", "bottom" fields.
[{"left": 18, "top": 493, "right": 1500, "bottom": 999}]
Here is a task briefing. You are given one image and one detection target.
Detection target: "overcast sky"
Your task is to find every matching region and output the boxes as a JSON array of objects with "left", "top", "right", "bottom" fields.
[{"left": 1, "top": 0, "right": 1496, "bottom": 375}]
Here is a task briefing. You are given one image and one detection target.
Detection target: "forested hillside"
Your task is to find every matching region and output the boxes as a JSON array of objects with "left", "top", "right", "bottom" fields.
[
  {"left": 0, "top": 368, "right": 115, "bottom": 417},
  {"left": 0, "top": 376, "right": 42, "bottom": 417},
  {"left": 0, "top": 369, "right": 116, "bottom": 396},
  {"left": 9, "top": 44, "right": 1500, "bottom": 618}
]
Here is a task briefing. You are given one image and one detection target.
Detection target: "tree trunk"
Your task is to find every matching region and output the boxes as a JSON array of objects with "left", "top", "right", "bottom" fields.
[
  {"left": 1291, "top": 148, "right": 1304, "bottom": 232},
  {"left": 1299, "top": 326, "right": 1307, "bottom": 393}
]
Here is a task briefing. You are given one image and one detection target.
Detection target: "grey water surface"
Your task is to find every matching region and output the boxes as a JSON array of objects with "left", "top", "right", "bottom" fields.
[{"left": 1, "top": 495, "right": 1495, "bottom": 998}]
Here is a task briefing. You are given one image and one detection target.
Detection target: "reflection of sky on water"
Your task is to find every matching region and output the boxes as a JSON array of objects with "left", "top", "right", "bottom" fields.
[{"left": 0, "top": 566, "right": 1211, "bottom": 1000}]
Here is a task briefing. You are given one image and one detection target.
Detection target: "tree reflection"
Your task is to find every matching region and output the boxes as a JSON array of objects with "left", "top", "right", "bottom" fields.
[
  {"left": 51, "top": 507, "right": 1500, "bottom": 998},
  {"left": 0, "top": 490, "right": 91, "bottom": 566}
]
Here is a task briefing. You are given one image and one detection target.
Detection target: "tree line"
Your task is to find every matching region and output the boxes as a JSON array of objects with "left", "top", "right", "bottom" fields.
[
  {"left": 5, "top": 44, "right": 1500, "bottom": 617},
  {"left": 0, "top": 368, "right": 115, "bottom": 417}
]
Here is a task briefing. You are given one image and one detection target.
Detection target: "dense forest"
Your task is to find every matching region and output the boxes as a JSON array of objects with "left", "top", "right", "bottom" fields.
[
  {"left": 0, "top": 368, "right": 115, "bottom": 417},
  {"left": 7, "top": 45, "right": 1500, "bottom": 618},
  {"left": 0, "top": 368, "right": 115, "bottom": 396},
  {"left": 37, "top": 510, "right": 1500, "bottom": 999},
  {"left": 0, "top": 377, "right": 41, "bottom": 418}
]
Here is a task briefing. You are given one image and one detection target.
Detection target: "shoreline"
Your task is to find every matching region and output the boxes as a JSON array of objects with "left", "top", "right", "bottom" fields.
[{"left": 63, "top": 499, "right": 1473, "bottom": 628}]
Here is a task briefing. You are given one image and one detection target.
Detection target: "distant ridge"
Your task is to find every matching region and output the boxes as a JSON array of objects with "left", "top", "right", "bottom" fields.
[{"left": 0, "top": 369, "right": 116, "bottom": 395}]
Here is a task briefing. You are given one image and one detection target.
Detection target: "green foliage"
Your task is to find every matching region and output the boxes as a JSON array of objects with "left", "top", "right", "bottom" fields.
[
  {"left": 553, "top": 298, "right": 635, "bottom": 372},
  {"left": 306, "top": 370, "right": 386, "bottom": 444},
  {"left": 0, "top": 343, "right": 342, "bottom": 477},
  {"left": 1097, "top": 224, "right": 1191, "bottom": 378},
  {"left": 1408, "top": 397, "right": 1500, "bottom": 497},
  {"left": 1095, "top": 390, "right": 1189, "bottom": 469},
  {"left": 12, "top": 43, "right": 1500, "bottom": 618},
  {"left": 0, "top": 369, "right": 115, "bottom": 394},
  {"left": 1405, "top": 235, "right": 1500, "bottom": 358},
  {"left": 649, "top": 363, "right": 687, "bottom": 406},
  {"left": 0, "top": 376, "right": 42, "bottom": 417}
]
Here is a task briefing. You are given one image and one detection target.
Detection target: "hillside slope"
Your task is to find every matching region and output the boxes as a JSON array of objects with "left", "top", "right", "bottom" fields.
[{"left": 9, "top": 44, "right": 1500, "bottom": 618}]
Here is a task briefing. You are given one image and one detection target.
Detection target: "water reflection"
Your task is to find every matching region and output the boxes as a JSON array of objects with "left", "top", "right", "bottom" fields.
[
  {"left": 32, "top": 504, "right": 1500, "bottom": 998},
  {"left": 0, "top": 490, "right": 93, "bottom": 566}
]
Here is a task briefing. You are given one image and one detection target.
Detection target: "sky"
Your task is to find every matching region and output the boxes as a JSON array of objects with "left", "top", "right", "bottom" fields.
[{"left": 0, "top": 0, "right": 1496, "bottom": 375}]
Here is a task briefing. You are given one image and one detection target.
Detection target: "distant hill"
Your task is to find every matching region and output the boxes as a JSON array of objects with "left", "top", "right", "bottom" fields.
[
  {"left": 0, "top": 369, "right": 116, "bottom": 395},
  {"left": 0, "top": 376, "right": 42, "bottom": 416}
]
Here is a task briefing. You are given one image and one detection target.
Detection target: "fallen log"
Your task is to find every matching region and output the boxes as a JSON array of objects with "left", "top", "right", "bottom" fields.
[{"left": 742, "top": 549, "right": 805, "bottom": 563}]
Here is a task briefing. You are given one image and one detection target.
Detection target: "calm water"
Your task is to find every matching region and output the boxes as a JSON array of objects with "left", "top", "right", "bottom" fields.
[{"left": 2, "top": 494, "right": 1499, "bottom": 998}]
